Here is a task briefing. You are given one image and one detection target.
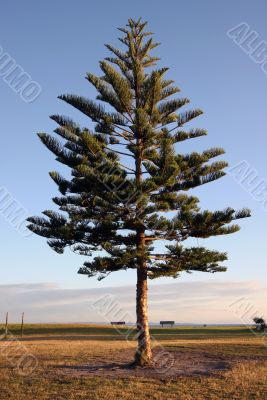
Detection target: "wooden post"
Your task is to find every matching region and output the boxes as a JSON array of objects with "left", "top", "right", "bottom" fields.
[
  {"left": 21, "top": 312, "right": 24, "bottom": 338},
  {"left": 4, "top": 312, "right": 8, "bottom": 339}
]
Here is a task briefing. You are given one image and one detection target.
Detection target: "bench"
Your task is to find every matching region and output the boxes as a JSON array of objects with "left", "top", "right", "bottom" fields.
[
  {"left": 160, "top": 321, "right": 175, "bottom": 327},
  {"left": 110, "top": 321, "right": 126, "bottom": 326}
]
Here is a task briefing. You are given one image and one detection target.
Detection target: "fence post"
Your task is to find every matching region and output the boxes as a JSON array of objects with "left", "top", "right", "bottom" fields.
[
  {"left": 21, "top": 312, "right": 24, "bottom": 338},
  {"left": 4, "top": 312, "right": 8, "bottom": 339}
]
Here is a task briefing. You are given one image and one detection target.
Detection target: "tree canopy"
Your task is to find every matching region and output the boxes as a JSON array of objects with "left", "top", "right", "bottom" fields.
[{"left": 28, "top": 18, "right": 250, "bottom": 281}]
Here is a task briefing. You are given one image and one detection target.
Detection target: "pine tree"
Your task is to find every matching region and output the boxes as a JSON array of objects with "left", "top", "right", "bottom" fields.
[{"left": 28, "top": 18, "right": 250, "bottom": 367}]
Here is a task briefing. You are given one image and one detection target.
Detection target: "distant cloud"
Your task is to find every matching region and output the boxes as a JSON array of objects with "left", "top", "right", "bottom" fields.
[{"left": 0, "top": 280, "right": 266, "bottom": 324}]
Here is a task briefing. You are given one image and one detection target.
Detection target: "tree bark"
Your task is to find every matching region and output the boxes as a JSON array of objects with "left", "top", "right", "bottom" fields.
[{"left": 134, "top": 233, "right": 153, "bottom": 366}]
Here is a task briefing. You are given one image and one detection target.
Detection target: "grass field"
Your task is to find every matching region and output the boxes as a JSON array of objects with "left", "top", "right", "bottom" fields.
[{"left": 0, "top": 324, "right": 266, "bottom": 399}]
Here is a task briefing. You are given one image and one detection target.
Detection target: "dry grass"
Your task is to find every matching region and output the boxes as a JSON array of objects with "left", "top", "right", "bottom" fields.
[{"left": 0, "top": 326, "right": 266, "bottom": 399}]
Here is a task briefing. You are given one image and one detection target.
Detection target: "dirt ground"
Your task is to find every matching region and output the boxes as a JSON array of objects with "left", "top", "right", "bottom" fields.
[{"left": 55, "top": 347, "right": 242, "bottom": 380}]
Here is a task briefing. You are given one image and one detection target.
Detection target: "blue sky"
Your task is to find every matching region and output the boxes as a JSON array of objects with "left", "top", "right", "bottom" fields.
[{"left": 0, "top": 1, "right": 266, "bottom": 322}]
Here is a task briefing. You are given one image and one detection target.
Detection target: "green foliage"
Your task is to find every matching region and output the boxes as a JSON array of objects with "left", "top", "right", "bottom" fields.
[
  {"left": 253, "top": 317, "right": 266, "bottom": 331},
  {"left": 28, "top": 18, "right": 250, "bottom": 280}
]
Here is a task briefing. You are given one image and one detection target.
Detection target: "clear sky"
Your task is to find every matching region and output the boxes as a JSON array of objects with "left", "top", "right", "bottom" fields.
[{"left": 0, "top": 0, "right": 266, "bottom": 323}]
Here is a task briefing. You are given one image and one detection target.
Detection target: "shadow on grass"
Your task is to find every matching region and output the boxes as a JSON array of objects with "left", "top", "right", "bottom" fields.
[{"left": 52, "top": 348, "right": 232, "bottom": 380}]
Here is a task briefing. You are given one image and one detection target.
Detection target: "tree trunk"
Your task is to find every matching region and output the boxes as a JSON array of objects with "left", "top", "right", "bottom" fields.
[
  {"left": 134, "top": 62, "right": 152, "bottom": 364},
  {"left": 135, "top": 249, "right": 153, "bottom": 366}
]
